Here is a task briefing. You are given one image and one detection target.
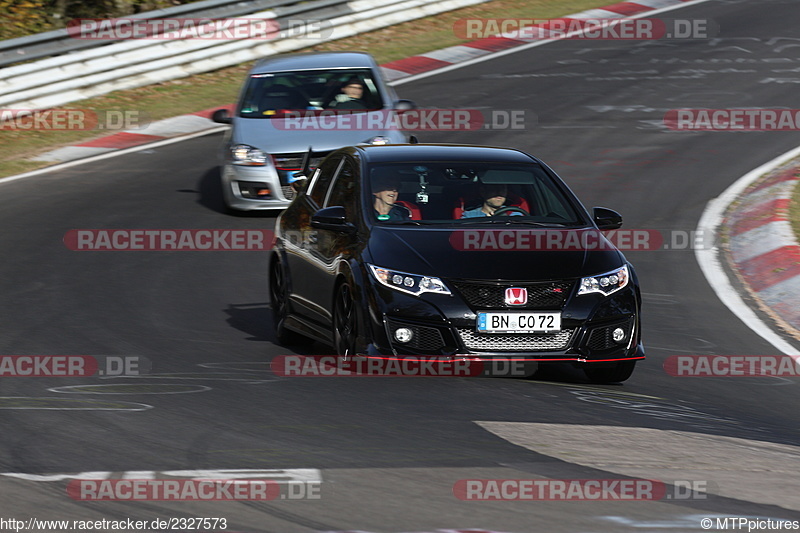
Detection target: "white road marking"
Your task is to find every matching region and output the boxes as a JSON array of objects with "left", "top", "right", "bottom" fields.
[
  {"left": 392, "top": 0, "right": 718, "bottom": 86},
  {"left": 0, "top": 468, "right": 321, "bottom": 483},
  {"left": 47, "top": 384, "right": 211, "bottom": 394},
  {"left": 477, "top": 421, "right": 800, "bottom": 512}
]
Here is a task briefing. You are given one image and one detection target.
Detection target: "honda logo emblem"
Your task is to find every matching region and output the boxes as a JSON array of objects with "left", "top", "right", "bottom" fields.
[{"left": 505, "top": 287, "right": 527, "bottom": 306}]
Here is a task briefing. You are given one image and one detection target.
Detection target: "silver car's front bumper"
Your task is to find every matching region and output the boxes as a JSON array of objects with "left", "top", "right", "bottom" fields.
[{"left": 221, "top": 164, "right": 293, "bottom": 211}]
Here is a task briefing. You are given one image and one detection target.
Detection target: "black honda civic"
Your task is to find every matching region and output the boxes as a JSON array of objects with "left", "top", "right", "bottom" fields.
[{"left": 270, "top": 144, "right": 644, "bottom": 383}]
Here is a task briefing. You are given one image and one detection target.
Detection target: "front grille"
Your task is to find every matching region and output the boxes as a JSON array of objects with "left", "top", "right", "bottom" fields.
[
  {"left": 586, "top": 319, "right": 634, "bottom": 351},
  {"left": 457, "top": 328, "right": 575, "bottom": 351},
  {"left": 387, "top": 320, "right": 446, "bottom": 352},
  {"left": 273, "top": 154, "right": 326, "bottom": 171},
  {"left": 452, "top": 280, "right": 573, "bottom": 310},
  {"left": 281, "top": 185, "right": 296, "bottom": 200}
]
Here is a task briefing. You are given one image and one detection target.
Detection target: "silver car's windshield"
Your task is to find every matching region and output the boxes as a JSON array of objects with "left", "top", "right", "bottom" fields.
[{"left": 239, "top": 68, "right": 384, "bottom": 117}]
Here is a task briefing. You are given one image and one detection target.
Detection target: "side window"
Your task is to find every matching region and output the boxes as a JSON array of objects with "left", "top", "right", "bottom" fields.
[
  {"left": 325, "top": 159, "right": 359, "bottom": 220},
  {"left": 308, "top": 156, "right": 343, "bottom": 207}
]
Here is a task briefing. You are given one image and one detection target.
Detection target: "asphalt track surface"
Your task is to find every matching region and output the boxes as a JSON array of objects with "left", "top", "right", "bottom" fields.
[{"left": 2, "top": 1, "right": 800, "bottom": 531}]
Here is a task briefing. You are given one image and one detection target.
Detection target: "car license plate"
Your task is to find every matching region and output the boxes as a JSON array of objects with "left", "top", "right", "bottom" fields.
[{"left": 477, "top": 312, "right": 561, "bottom": 333}]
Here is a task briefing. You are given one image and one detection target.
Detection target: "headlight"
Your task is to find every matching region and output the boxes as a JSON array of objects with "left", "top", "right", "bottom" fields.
[
  {"left": 230, "top": 144, "right": 267, "bottom": 166},
  {"left": 368, "top": 264, "right": 451, "bottom": 296},
  {"left": 578, "top": 265, "right": 629, "bottom": 296}
]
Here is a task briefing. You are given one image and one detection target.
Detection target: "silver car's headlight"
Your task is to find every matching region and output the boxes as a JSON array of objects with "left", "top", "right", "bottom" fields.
[
  {"left": 230, "top": 144, "right": 267, "bottom": 166},
  {"left": 368, "top": 264, "right": 451, "bottom": 297},
  {"left": 578, "top": 265, "right": 629, "bottom": 296}
]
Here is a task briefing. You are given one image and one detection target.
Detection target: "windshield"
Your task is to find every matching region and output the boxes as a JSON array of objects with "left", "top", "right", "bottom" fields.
[
  {"left": 367, "top": 162, "right": 586, "bottom": 226},
  {"left": 238, "top": 68, "right": 384, "bottom": 117}
]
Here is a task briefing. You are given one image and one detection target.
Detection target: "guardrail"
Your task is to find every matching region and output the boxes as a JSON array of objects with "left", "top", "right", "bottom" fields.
[
  {"left": 0, "top": 0, "right": 297, "bottom": 67},
  {"left": 0, "top": 0, "right": 490, "bottom": 111}
]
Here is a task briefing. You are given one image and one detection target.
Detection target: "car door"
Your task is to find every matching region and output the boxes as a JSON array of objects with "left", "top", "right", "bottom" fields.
[
  {"left": 307, "top": 156, "right": 361, "bottom": 328},
  {"left": 284, "top": 154, "right": 344, "bottom": 328}
]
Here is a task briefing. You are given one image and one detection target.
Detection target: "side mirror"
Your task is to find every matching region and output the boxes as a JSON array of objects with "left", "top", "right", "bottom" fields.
[
  {"left": 593, "top": 207, "right": 623, "bottom": 230},
  {"left": 212, "top": 108, "right": 232, "bottom": 124},
  {"left": 394, "top": 99, "right": 417, "bottom": 111},
  {"left": 311, "top": 206, "right": 356, "bottom": 233}
]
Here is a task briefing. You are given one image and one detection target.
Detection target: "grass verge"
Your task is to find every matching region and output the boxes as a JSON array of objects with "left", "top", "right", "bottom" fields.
[{"left": 790, "top": 174, "right": 800, "bottom": 244}]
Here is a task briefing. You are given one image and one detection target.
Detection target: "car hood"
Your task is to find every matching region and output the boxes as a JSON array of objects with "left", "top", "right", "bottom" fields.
[
  {"left": 231, "top": 113, "right": 403, "bottom": 153},
  {"left": 366, "top": 226, "right": 626, "bottom": 281}
]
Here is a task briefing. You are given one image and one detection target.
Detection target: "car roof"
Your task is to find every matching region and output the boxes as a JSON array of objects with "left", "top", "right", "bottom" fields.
[
  {"left": 352, "top": 144, "right": 541, "bottom": 165},
  {"left": 251, "top": 52, "right": 377, "bottom": 74}
]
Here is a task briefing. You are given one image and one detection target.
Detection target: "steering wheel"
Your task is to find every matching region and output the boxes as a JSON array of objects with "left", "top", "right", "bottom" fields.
[{"left": 493, "top": 206, "right": 529, "bottom": 216}]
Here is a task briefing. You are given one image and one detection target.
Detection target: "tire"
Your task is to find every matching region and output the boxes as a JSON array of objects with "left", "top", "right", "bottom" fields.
[
  {"left": 269, "top": 258, "right": 310, "bottom": 346},
  {"left": 332, "top": 281, "right": 358, "bottom": 356},
  {"left": 583, "top": 361, "right": 636, "bottom": 384}
]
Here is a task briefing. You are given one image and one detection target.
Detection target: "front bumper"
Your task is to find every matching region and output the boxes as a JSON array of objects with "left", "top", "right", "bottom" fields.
[
  {"left": 221, "top": 164, "right": 293, "bottom": 211},
  {"left": 359, "top": 274, "right": 644, "bottom": 365}
]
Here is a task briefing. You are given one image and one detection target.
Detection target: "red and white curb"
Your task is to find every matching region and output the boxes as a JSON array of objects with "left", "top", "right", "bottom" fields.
[
  {"left": 725, "top": 162, "right": 800, "bottom": 336},
  {"left": 32, "top": 0, "right": 698, "bottom": 164},
  {"left": 35, "top": 105, "right": 234, "bottom": 163},
  {"left": 381, "top": 0, "right": 698, "bottom": 81}
]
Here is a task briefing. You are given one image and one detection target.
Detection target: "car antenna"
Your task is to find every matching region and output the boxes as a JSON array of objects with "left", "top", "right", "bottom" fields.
[
  {"left": 298, "top": 146, "right": 313, "bottom": 178},
  {"left": 292, "top": 146, "right": 313, "bottom": 182},
  {"left": 290, "top": 146, "right": 313, "bottom": 194}
]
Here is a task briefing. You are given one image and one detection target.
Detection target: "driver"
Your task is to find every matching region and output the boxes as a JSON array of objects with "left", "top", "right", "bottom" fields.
[
  {"left": 461, "top": 184, "right": 523, "bottom": 217},
  {"left": 330, "top": 78, "right": 368, "bottom": 109}
]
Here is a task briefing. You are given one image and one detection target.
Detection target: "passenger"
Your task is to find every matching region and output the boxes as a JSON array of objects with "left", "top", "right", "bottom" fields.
[
  {"left": 461, "top": 184, "right": 523, "bottom": 217},
  {"left": 373, "top": 178, "right": 411, "bottom": 221}
]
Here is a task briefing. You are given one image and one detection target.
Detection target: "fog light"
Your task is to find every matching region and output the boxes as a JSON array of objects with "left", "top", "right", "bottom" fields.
[
  {"left": 256, "top": 188, "right": 271, "bottom": 197},
  {"left": 612, "top": 327, "right": 626, "bottom": 343},
  {"left": 394, "top": 327, "right": 413, "bottom": 343}
]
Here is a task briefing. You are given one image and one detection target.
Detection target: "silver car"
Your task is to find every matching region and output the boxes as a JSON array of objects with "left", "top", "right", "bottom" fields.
[{"left": 213, "top": 52, "right": 415, "bottom": 212}]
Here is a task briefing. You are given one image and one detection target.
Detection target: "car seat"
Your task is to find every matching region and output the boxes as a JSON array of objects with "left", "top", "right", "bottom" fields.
[{"left": 395, "top": 200, "right": 422, "bottom": 220}]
